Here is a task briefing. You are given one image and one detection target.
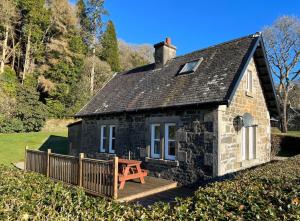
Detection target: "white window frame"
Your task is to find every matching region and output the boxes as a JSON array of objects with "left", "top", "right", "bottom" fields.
[
  {"left": 109, "top": 125, "right": 116, "bottom": 154},
  {"left": 246, "top": 70, "right": 253, "bottom": 92},
  {"left": 100, "top": 125, "right": 106, "bottom": 152},
  {"left": 150, "top": 124, "right": 161, "bottom": 159},
  {"left": 242, "top": 126, "right": 246, "bottom": 160},
  {"left": 164, "top": 123, "right": 176, "bottom": 160},
  {"left": 242, "top": 126, "right": 256, "bottom": 160}
]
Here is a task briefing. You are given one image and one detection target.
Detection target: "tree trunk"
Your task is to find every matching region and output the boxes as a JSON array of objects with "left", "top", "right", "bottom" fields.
[
  {"left": 22, "top": 30, "right": 31, "bottom": 84},
  {"left": 281, "top": 95, "right": 288, "bottom": 133},
  {"left": 0, "top": 26, "right": 9, "bottom": 74},
  {"left": 90, "top": 34, "right": 96, "bottom": 95},
  {"left": 11, "top": 30, "right": 16, "bottom": 69}
]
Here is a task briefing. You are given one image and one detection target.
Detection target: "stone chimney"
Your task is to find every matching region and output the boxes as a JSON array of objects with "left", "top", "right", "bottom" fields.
[{"left": 154, "top": 37, "right": 177, "bottom": 68}]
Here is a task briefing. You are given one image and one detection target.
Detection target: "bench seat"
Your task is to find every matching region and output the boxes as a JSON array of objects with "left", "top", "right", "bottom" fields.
[{"left": 118, "top": 169, "right": 148, "bottom": 182}]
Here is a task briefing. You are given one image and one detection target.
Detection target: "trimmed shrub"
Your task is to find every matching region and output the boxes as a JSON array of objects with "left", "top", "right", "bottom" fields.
[
  {"left": 271, "top": 134, "right": 300, "bottom": 157},
  {"left": 0, "top": 156, "right": 299, "bottom": 220},
  {"left": 0, "top": 67, "right": 18, "bottom": 96},
  {"left": 15, "top": 85, "right": 47, "bottom": 132},
  {"left": 0, "top": 118, "right": 23, "bottom": 133}
]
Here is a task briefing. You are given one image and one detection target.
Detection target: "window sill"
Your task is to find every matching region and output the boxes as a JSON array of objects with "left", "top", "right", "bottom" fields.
[
  {"left": 97, "top": 152, "right": 116, "bottom": 157},
  {"left": 245, "top": 91, "right": 253, "bottom": 98},
  {"left": 145, "top": 157, "right": 179, "bottom": 166}
]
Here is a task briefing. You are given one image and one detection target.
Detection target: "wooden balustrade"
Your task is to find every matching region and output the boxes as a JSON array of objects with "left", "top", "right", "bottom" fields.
[
  {"left": 24, "top": 148, "right": 118, "bottom": 199},
  {"left": 48, "top": 153, "right": 79, "bottom": 185},
  {"left": 82, "top": 158, "right": 114, "bottom": 197},
  {"left": 25, "top": 148, "right": 47, "bottom": 175}
]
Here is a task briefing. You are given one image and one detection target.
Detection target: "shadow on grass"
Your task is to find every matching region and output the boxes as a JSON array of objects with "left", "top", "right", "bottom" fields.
[{"left": 39, "top": 135, "right": 69, "bottom": 155}]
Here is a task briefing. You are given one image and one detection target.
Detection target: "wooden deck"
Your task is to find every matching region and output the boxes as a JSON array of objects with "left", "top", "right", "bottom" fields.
[
  {"left": 133, "top": 185, "right": 197, "bottom": 206},
  {"left": 117, "top": 176, "right": 178, "bottom": 202}
]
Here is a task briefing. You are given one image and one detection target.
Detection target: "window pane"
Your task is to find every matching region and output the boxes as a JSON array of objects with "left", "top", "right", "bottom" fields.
[
  {"left": 112, "top": 126, "right": 115, "bottom": 138},
  {"left": 247, "top": 70, "right": 252, "bottom": 91},
  {"left": 249, "top": 71, "right": 252, "bottom": 91},
  {"left": 102, "top": 127, "right": 106, "bottom": 138},
  {"left": 154, "top": 141, "right": 160, "bottom": 155},
  {"left": 168, "top": 125, "right": 176, "bottom": 140},
  {"left": 154, "top": 125, "right": 160, "bottom": 139},
  {"left": 111, "top": 139, "right": 115, "bottom": 151},
  {"left": 169, "top": 141, "right": 176, "bottom": 156},
  {"left": 103, "top": 139, "right": 107, "bottom": 149},
  {"left": 179, "top": 59, "right": 202, "bottom": 74}
]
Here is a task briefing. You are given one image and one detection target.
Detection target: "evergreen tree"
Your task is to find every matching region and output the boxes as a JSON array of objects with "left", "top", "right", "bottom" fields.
[
  {"left": 76, "top": 0, "right": 91, "bottom": 36},
  {"left": 17, "top": 0, "right": 51, "bottom": 83},
  {"left": 15, "top": 85, "right": 47, "bottom": 132},
  {"left": 99, "top": 20, "right": 120, "bottom": 72}
]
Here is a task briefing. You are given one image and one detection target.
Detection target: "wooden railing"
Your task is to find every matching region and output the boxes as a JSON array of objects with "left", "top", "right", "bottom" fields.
[
  {"left": 25, "top": 149, "right": 47, "bottom": 175},
  {"left": 82, "top": 158, "right": 115, "bottom": 197},
  {"left": 24, "top": 147, "right": 118, "bottom": 199},
  {"left": 49, "top": 153, "right": 79, "bottom": 185}
]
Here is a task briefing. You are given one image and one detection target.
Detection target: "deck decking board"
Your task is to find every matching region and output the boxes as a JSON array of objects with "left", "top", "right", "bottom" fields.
[{"left": 117, "top": 176, "right": 178, "bottom": 202}]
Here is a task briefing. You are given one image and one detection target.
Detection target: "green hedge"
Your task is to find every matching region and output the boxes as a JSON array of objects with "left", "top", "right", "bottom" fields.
[
  {"left": 0, "top": 156, "right": 300, "bottom": 220},
  {"left": 271, "top": 134, "right": 300, "bottom": 157}
]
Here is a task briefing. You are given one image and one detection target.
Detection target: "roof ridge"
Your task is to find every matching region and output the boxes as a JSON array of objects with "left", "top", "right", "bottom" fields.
[
  {"left": 116, "top": 33, "right": 260, "bottom": 75},
  {"left": 173, "top": 33, "right": 260, "bottom": 60}
]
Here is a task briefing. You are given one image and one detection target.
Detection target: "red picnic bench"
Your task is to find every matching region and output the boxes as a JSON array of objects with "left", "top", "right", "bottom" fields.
[{"left": 118, "top": 159, "right": 148, "bottom": 190}]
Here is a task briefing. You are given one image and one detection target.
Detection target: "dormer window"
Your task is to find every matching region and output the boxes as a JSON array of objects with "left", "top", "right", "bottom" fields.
[{"left": 178, "top": 58, "right": 203, "bottom": 75}]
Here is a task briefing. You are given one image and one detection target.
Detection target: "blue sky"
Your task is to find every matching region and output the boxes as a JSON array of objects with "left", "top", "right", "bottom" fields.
[{"left": 70, "top": 0, "right": 300, "bottom": 55}]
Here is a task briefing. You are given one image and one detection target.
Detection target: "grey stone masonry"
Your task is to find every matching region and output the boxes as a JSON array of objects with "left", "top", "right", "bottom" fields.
[{"left": 69, "top": 108, "right": 218, "bottom": 185}]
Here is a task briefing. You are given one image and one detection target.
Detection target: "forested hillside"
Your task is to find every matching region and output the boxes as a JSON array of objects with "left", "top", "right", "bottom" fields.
[{"left": 0, "top": 0, "right": 153, "bottom": 133}]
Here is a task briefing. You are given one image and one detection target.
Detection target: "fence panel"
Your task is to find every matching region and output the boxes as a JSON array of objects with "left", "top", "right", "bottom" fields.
[
  {"left": 82, "top": 158, "right": 114, "bottom": 197},
  {"left": 26, "top": 149, "right": 47, "bottom": 175},
  {"left": 25, "top": 149, "right": 117, "bottom": 198},
  {"left": 49, "top": 153, "right": 79, "bottom": 185}
]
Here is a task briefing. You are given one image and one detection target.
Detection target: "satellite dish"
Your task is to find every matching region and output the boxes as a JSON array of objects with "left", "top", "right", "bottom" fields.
[{"left": 243, "top": 113, "right": 254, "bottom": 127}]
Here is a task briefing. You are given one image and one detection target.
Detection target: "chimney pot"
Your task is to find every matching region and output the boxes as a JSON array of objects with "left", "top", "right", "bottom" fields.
[{"left": 166, "top": 37, "right": 171, "bottom": 45}]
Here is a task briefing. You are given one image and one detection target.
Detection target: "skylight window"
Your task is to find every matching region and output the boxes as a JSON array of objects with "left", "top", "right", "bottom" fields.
[{"left": 178, "top": 58, "right": 203, "bottom": 75}]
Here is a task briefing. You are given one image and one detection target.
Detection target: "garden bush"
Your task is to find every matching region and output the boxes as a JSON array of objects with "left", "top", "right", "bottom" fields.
[
  {"left": 0, "top": 156, "right": 299, "bottom": 220},
  {"left": 271, "top": 134, "right": 300, "bottom": 157}
]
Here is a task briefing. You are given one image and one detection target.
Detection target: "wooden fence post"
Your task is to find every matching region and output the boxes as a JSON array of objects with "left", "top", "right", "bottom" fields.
[
  {"left": 24, "top": 146, "right": 28, "bottom": 172},
  {"left": 47, "top": 149, "right": 51, "bottom": 177},
  {"left": 79, "top": 153, "right": 84, "bottom": 187},
  {"left": 113, "top": 157, "right": 118, "bottom": 199}
]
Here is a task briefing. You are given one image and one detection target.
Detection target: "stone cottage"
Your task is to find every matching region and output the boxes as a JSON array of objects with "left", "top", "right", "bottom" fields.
[{"left": 68, "top": 33, "right": 279, "bottom": 185}]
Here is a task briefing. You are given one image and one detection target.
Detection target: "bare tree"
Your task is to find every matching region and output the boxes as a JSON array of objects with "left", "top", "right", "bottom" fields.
[
  {"left": 0, "top": 0, "right": 18, "bottom": 74},
  {"left": 86, "top": 0, "right": 107, "bottom": 95},
  {"left": 263, "top": 16, "right": 300, "bottom": 132}
]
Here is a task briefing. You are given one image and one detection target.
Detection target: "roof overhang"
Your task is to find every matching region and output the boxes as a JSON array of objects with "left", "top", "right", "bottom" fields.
[
  {"left": 75, "top": 100, "right": 225, "bottom": 118},
  {"left": 226, "top": 35, "right": 280, "bottom": 118}
]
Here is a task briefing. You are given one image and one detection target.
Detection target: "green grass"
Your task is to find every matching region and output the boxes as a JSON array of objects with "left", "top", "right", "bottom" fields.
[
  {"left": 0, "top": 131, "right": 68, "bottom": 166},
  {"left": 272, "top": 128, "right": 300, "bottom": 138}
]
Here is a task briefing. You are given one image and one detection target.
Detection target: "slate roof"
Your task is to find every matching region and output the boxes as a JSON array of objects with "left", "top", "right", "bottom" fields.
[{"left": 76, "top": 34, "right": 279, "bottom": 118}]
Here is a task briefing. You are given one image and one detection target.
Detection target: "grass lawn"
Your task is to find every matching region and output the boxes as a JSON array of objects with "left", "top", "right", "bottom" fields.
[
  {"left": 0, "top": 131, "right": 68, "bottom": 166},
  {"left": 272, "top": 128, "right": 300, "bottom": 138}
]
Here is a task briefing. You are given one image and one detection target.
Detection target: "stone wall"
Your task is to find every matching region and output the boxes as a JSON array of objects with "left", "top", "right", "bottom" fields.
[
  {"left": 69, "top": 108, "right": 218, "bottom": 185},
  {"left": 68, "top": 56, "right": 273, "bottom": 184},
  {"left": 217, "top": 57, "right": 271, "bottom": 175},
  {"left": 68, "top": 122, "right": 82, "bottom": 155}
]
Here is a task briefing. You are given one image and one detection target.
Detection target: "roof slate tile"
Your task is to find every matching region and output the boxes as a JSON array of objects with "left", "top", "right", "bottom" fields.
[{"left": 76, "top": 35, "right": 259, "bottom": 117}]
